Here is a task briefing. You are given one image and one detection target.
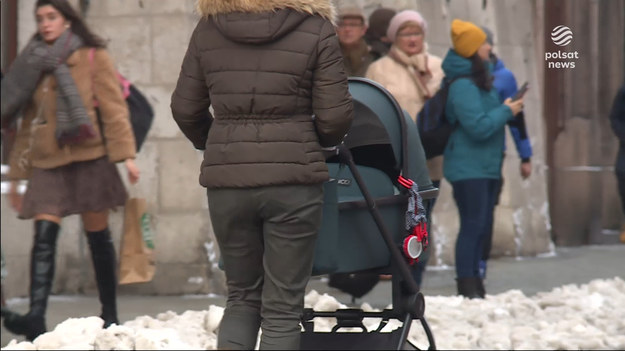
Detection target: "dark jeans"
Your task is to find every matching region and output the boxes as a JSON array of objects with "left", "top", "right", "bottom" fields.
[
  {"left": 207, "top": 184, "right": 324, "bottom": 350},
  {"left": 482, "top": 178, "right": 503, "bottom": 261},
  {"left": 451, "top": 179, "right": 500, "bottom": 278},
  {"left": 411, "top": 180, "right": 441, "bottom": 287}
]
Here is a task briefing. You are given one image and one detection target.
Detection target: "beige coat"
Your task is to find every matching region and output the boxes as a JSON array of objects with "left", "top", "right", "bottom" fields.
[
  {"left": 366, "top": 53, "right": 445, "bottom": 180},
  {"left": 8, "top": 48, "right": 135, "bottom": 180}
]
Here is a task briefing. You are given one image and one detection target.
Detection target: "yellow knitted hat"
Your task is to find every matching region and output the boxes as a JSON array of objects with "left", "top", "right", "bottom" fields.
[{"left": 451, "top": 19, "right": 487, "bottom": 58}]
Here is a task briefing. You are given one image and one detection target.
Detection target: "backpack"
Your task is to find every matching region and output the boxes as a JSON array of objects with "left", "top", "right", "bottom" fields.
[
  {"left": 88, "top": 48, "right": 154, "bottom": 152},
  {"left": 416, "top": 76, "right": 469, "bottom": 159}
]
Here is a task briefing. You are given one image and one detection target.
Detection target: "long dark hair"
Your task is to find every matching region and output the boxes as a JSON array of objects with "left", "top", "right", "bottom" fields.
[
  {"left": 34, "top": 0, "right": 106, "bottom": 48},
  {"left": 469, "top": 53, "right": 493, "bottom": 91}
]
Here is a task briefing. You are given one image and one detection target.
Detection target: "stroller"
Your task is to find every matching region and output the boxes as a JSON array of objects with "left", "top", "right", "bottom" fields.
[{"left": 300, "top": 77, "right": 438, "bottom": 350}]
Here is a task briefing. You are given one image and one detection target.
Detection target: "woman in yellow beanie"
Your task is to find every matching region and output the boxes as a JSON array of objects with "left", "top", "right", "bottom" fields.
[{"left": 441, "top": 19, "right": 524, "bottom": 299}]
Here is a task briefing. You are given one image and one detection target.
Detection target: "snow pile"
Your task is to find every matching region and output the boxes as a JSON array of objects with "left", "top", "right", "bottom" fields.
[
  {"left": 413, "top": 277, "right": 625, "bottom": 350},
  {"left": 3, "top": 277, "right": 624, "bottom": 350},
  {"left": 2, "top": 306, "right": 224, "bottom": 351}
]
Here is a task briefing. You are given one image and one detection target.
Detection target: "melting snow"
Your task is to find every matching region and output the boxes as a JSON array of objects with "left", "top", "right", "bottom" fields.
[{"left": 3, "top": 277, "right": 624, "bottom": 350}]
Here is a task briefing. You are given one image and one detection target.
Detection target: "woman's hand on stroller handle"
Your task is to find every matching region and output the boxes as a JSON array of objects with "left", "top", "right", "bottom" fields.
[{"left": 321, "top": 139, "right": 348, "bottom": 158}]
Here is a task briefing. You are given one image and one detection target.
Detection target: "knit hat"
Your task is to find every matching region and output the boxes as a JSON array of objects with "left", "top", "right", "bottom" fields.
[
  {"left": 386, "top": 10, "right": 427, "bottom": 43},
  {"left": 480, "top": 25, "right": 494, "bottom": 46},
  {"left": 366, "top": 7, "right": 397, "bottom": 40},
  {"left": 451, "top": 19, "right": 487, "bottom": 58}
]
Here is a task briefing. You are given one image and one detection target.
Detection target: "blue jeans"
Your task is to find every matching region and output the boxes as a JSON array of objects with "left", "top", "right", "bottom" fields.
[
  {"left": 451, "top": 179, "right": 500, "bottom": 278},
  {"left": 482, "top": 178, "right": 503, "bottom": 262}
]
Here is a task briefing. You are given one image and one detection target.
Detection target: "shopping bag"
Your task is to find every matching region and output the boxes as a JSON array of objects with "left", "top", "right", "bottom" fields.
[{"left": 119, "top": 197, "right": 155, "bottom": 284}]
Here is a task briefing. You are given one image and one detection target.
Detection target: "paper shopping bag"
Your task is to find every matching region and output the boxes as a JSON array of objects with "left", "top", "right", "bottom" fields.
[{"left": 119, "top": 197, "right": 156, "bottom": 284}]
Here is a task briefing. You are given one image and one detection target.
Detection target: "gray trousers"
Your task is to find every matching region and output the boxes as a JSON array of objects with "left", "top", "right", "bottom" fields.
[{"left": 207, "top": 184, "right": 323, "bottom": 350}]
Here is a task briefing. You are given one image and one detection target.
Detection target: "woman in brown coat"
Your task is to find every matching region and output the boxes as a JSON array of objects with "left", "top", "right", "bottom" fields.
[
  {"left": 171, "top": 0, "right": 353, "bottom": 349},
  {"left": 0, "top": 0, "right": 139, "bottom": 341}
]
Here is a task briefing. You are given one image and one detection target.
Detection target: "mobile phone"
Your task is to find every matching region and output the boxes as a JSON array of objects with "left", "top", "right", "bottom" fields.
[{"left": 511, "top": 82, "right": 529, "bottom": 101}]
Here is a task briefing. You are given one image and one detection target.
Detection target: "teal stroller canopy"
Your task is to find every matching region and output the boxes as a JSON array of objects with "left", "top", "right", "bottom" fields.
[{"left": 339, "top": 77, "right": 432, "bottom": 190}]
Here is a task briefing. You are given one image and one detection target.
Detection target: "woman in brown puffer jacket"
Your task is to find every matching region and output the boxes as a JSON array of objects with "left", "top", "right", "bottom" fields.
[
  {"left": 0, "top": 0, "right": 139, "bottom": 341},
  {"left": 171, "top": 0, "right": 353, "bottom": 349}
]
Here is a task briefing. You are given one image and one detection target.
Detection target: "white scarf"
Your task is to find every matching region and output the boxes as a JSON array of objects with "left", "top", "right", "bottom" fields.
[{"left": 388, "top": 44, "right": 433, "bottom": 99}]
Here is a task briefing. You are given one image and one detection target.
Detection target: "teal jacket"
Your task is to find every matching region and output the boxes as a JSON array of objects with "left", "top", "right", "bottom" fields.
[{"left": 441, "top": 49, "right": 514, "bottom": 182}]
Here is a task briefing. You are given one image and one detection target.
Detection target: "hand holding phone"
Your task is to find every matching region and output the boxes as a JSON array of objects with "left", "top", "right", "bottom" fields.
[{"left": 511, "top": 82, "right": 529, "bottom": 101}]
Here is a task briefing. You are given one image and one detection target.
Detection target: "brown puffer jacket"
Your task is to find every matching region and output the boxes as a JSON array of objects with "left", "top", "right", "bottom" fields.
[{"left": 171, "top": 0, "right": 354, "bottom": 188}]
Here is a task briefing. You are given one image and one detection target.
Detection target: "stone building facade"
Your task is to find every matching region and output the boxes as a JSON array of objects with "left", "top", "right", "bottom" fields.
[{"left": 1, "top": 0, "right": 554, "bottom": 299}]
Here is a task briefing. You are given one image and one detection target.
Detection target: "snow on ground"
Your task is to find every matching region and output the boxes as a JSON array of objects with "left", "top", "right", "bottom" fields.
[{"left": 3, "top": 277, "right": 624, "bottom": 350}]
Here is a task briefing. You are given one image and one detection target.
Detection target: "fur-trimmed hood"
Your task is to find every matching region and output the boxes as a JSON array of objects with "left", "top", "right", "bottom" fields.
[{"left": 196, "top": 0, "right": 336, "bottom": 24}]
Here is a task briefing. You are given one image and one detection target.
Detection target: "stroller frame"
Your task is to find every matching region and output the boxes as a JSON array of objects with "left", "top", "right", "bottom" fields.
[{"left": 300, "top": 78, "right": 438, "bottom": 350}]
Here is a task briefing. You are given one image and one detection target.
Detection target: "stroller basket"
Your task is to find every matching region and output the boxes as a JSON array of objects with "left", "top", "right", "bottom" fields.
[{"left": 300, "top": 309, "right": 422, "bottom": 351}]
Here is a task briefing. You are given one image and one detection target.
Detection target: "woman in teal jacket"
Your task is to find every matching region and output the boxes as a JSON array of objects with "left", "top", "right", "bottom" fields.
[{"left": 442, "top": 20, "right": 524, "bottom": 298}]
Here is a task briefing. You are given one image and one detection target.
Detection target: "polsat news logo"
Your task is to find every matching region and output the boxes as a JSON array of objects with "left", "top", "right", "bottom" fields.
[{"left": 545, "top": 25, "right": 579, "bottom": 69}]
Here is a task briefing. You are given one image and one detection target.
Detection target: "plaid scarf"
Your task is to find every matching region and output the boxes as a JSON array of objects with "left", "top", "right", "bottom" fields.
[{"left": 1, "top": 30, "right": 95, "bottom": 145}]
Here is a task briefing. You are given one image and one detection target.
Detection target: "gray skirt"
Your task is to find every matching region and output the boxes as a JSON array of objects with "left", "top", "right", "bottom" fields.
[{"left": 19, "top": 157, "right": 127, "bottom": 219}]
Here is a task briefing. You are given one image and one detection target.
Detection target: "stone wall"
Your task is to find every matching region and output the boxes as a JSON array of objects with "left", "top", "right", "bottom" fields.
[{"left": 1, "top": 0, "right": 552, "bottom": 299}]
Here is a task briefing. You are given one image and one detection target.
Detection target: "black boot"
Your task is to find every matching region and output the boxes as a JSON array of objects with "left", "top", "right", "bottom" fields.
[
  {"left": 476, "top": 277, "right": 486, "bottom": 298},
  {"left": 3, "top": 220, "right": 59, "bottom": 341},
  {"left": 1, "top": 306, "right": 12, "bottom": 318},
  {"left": 1, "top": 307, "right": 21, "bottom": 321},
  {"left": 86, "top": 228, "right": 119, "bottom": 328},
  {"left": 456, "top": 277, "right": 484, "bottom": 299}
]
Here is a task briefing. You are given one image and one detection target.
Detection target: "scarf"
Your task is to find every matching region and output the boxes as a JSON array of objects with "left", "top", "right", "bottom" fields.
[
  {"left": 388, "top": 44, "right": 433, "bottom": 99},
  {"left": 1, "top": 30, "right": 95, "bottom": 146}
]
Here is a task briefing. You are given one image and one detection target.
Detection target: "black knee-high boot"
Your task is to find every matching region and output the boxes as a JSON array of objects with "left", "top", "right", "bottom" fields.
[
  {"left": 3, "top": 220, "right": 59, "bottom": 341},
  {"left": 86, "top": 228, "right": 119, "bottom": 328}
]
